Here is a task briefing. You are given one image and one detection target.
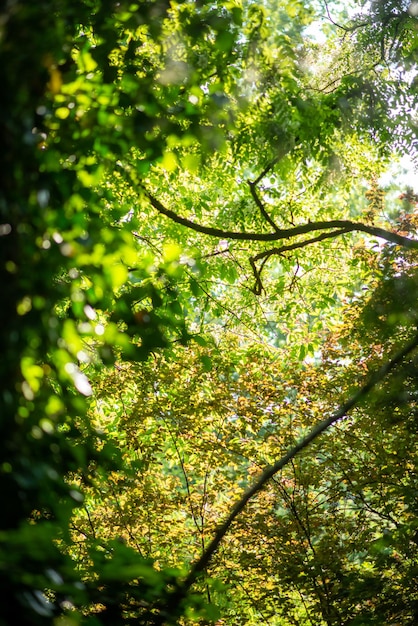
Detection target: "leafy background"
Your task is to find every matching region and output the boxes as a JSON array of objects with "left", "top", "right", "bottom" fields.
[{"left": 1, "top": 1, "right": 418, "bottom": 624}]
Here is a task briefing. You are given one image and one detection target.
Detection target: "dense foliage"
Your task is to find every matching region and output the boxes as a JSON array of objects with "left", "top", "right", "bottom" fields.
[{"left": 1, "top": 1, "right": 418, "bottom": 624}]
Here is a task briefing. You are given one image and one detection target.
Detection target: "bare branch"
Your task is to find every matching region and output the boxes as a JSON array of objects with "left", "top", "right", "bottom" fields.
[
  {"left": 252, "top": 155, "right": 282, "bottom": 186},
  {"left": 161, "top": 414, "right": 203, "bottom": 535},
  {"left": 323, "top": 0, "right": 350, "bottom": 31},
  {"left": 249, "top": 255, "right": 269, "bottom": 295},
  {"left": 249, "top": 229, "right": 350, "bottom": 294},
  {"left": 141, "top": 185, "right": 418, "bottom": 249},
  {"left": 248, "top": 180, "right": 281, "bottom": 232}
]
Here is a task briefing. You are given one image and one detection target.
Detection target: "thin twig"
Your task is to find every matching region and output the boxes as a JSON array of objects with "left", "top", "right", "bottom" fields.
[
  {"left": 323, "top": 0, "right": 349, "bottom": 31},
  {"left": 252, "top": 156, "right": 282, "bottom": 186},
  {"left": 248, "top": 180, "right": 281, "bottom": 232}
]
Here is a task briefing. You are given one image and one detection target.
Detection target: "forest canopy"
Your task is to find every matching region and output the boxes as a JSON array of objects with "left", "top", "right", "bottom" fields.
[{"left": 1, "top": 1, "right": 418, "bottom": 624}]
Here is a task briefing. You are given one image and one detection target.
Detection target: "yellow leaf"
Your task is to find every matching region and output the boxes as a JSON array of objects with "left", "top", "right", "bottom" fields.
[{"left": 160, "top": 151, "right": 178, "bottom": 172}]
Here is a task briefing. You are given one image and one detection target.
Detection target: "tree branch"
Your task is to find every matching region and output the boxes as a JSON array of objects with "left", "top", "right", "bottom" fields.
[
  {"left": 252, "top": 155, "right": 282, "bottom": 186},
  {"left": 249, "top": 229, "right": 350, "bottom": 294},
  {"left": 323, "top": 0, "right": 350, "bottom": 32},
  {"left": 141, "top": 185, "right": 418, "bottom": 249},
  {"left": 248, "top": 180, "right": 281, "bottom": 232}
]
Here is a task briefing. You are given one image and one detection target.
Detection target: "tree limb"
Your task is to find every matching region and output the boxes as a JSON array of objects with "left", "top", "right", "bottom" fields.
[
  {"left": 249, "top": 228, "right": 350, "bottom": 294},
  {"left": 141, "top": 185, "right": 418, "bottom": 249}
]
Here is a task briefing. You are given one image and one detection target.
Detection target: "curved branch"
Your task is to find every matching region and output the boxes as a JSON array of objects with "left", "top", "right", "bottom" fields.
[
  {"left": 253, "top": 228, "right": 350, "bottom": 261},
  {"left": 142, "top": 186, "right": 418, "bottom": 249},
  {"left": 323, "top": 0, "right": 351, "bottom": 31},
  {"left": 250, "top": 229, "right": 350, "bottom": 294}
]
